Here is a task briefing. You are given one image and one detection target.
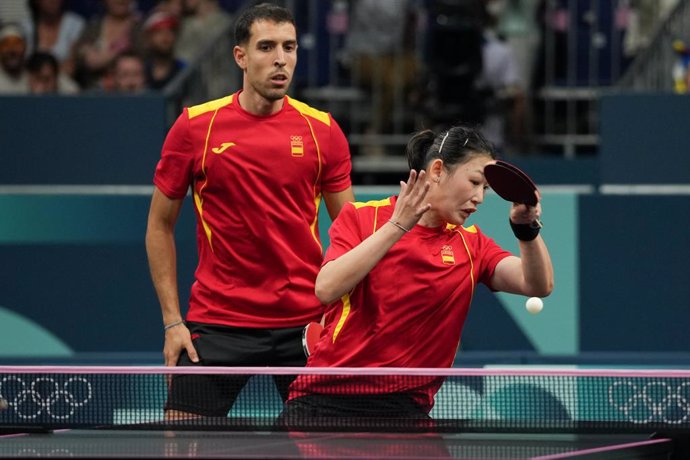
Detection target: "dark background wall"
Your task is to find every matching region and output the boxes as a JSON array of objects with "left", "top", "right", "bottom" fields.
[
  {"left": 599, "top": 93, "right": 690, "bottom": 184},
  {"left": 0, "top": 96, "right": 166, "bottom": 185}
]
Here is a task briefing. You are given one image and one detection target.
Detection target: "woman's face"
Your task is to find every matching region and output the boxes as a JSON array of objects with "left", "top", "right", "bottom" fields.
[{"left": 426, "top": 155, "right": 493, "bottom": 226}]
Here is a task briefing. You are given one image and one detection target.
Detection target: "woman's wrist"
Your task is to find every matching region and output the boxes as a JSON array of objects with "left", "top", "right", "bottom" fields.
[
  {"left": 388, "top": 219, "right": 410, "bottom": 234},
  {"left": 509, "top": 219, "right": 541, "bottom": 241}
]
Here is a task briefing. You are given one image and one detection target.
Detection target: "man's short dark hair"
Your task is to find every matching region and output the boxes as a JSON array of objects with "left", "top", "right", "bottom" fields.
[{"left": 234, "top": 2, "right": 296, "bottom": 45}]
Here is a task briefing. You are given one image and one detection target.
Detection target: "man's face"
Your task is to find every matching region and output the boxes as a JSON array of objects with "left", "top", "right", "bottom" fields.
[
  {"left": 0, "top": 36, "right": 27, "bottom": 75},
  {"left": 114, "top": 56, "right": 146, "bottom": 92},
  {"left": 29, "top": 63, "right": 58, "bottom": 93},
  {"left": 234, "top": 19, "right": 297, "bottom": 102}
]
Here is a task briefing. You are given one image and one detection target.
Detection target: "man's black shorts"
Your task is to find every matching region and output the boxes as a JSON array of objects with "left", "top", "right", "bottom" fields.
[{"left": 165, "top": 321, "right": 307, "bottom": 416}]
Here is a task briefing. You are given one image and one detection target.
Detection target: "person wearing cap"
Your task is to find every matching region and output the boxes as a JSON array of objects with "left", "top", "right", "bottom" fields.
[
  {"left": 0, "top": 23, "right": 30, "bottom": 93},
  {"left": 142, "top": 10, "right": 185, "bottom": 90}
]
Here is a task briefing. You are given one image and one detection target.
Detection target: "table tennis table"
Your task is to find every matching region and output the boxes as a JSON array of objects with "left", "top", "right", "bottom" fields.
[
  {"left": 1, "top": 366, "right": 688, "bottom": 459},
  {"left": 0, "top": 428, "right": 678, "bottom": 459}
]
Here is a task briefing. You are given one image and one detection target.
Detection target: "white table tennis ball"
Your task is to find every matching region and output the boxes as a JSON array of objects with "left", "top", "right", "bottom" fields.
[{"left": 525, "top": 297, "right": 543, "bottom": 314}]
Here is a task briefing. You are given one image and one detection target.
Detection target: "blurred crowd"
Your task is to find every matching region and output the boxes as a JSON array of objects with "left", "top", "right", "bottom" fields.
[
  {"left": 334, "top": 0, "right": 680, "bottom": 156},
  {"left": 0, "top": 0, "right": 232, "bottom": 95},
  {"left": 0, "top": 0, "right": 681, "bottom": 155}
]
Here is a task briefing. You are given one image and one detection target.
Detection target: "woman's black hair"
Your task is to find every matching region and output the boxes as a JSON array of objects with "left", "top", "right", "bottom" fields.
[{"left": 406, "top": 125, "right": 495, "bottom": 172}]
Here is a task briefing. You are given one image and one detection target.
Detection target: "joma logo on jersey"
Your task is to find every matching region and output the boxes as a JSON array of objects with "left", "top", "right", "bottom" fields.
[
  {"left": 290, "top": 135, "right": 304, "bottom": 157},
  {"left": 441, "top": 245, "right": 455, "bottom": 265},
  {"left": 211, "top": 142, "right": 236, "bottom": 154}
]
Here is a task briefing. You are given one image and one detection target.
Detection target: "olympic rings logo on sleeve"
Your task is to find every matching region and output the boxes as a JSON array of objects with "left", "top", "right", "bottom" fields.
[
  {"left": 0, "top": 376, "right": 93, "bottom": 420},
  {"left": 608, "top": 381, "right": 690, "bottom": 424}
]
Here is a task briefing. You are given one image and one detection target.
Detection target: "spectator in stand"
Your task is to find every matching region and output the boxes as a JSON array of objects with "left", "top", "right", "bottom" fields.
[
  {"left": 494, "top": 0, "right": 540, "bottom": 97},
  {"left": 22, "top": 0, "right": 85, "bottom": 77},
  {"left": 174, "top": 0, "right": 234, "bottom": 97},
  {"left": 110, "top": 49, "right": 147, "bottom": 93},
  {"left": 623, "top": 0, "right": 679, "bottom": 63},
  {"left": 175, "top": 0, "right": 231, "bottom": 62},
  {"left": 26, "top": 50, "right": 79, "bottom": 93},
  {"left": 27, "top": 51, "right": 58, "bottom": 93},
  {"left": 0, "top": 23, "right": 29, "bottom": 93},
  {"left": 476, "top": 0, "right": 527, "bottom": 155},
  {"left": 421, "top": 0, "right": 485, "bottom": 133},
  {"left": 142, "top": 10, "right": 184, "bottom": 90},
  {"left": 73, "top": 0, "right": 143, "bottom": 90},
  {"left": 342, "top": 0, "right": 421, "bottom": 156}
]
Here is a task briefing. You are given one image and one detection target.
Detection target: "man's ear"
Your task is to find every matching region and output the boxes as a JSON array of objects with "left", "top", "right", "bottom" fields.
[{"left": 233, "top": 45, "right": 247, "bottom": 70}]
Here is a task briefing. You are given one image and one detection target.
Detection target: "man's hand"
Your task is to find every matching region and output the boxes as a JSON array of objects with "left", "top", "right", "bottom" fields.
[{"left": 164, "top": 324, "right": 199, "bottom": 366}]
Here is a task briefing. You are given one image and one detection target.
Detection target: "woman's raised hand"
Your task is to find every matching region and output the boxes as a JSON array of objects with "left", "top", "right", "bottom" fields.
[{"left": 391, "top": 170, "right": 432, "bottom": 231}]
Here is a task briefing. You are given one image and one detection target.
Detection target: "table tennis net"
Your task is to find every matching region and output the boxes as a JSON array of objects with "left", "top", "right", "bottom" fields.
[{"left": 1, "top": 367, "right": 689, "bottom": 434}]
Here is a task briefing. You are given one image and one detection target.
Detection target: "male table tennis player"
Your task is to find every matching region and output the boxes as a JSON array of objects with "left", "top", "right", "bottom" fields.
[{"left": 146, "top": 3, "right": 354, "bottom": 419}]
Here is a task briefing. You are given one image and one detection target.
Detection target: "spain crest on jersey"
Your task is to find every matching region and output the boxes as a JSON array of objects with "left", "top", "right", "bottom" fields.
[
  {"left": 441, "top": 245, "right": 455, "bottom": 265},
  {"left": 290, "top": 135, "right": 304, "bottom": 157}
]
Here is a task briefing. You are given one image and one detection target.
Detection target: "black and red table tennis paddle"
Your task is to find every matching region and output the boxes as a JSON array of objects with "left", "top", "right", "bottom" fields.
[
  {"left": 302, "top": 322, "right": 323, "bottom": 357},
  {"left": 484, "top": 160, "right": 539, "bottom": 206},
  {"left": 485, "top": 160, "right": 542, "bottom": 228}
]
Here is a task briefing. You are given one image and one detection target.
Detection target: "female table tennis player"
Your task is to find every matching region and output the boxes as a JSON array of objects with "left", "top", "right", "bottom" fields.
[{"left": 281, "top": 125, "right": 554, "bottom": 422}]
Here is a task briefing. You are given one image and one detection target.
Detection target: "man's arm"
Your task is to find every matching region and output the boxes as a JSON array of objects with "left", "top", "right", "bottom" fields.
[
  {"left": 145, "top": 186, "right": 199, "bottom": 366},
  {"left": 323, "top": 187, "right": 355, "bottom": 221}
]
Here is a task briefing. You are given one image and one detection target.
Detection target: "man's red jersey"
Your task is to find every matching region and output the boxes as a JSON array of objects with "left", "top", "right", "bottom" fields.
[
  {"left": 289, "top": 197, "right": 511, "bottom": 412},
  {"left": 153, "top": 92, "right": 352, "bottom": 328}
]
